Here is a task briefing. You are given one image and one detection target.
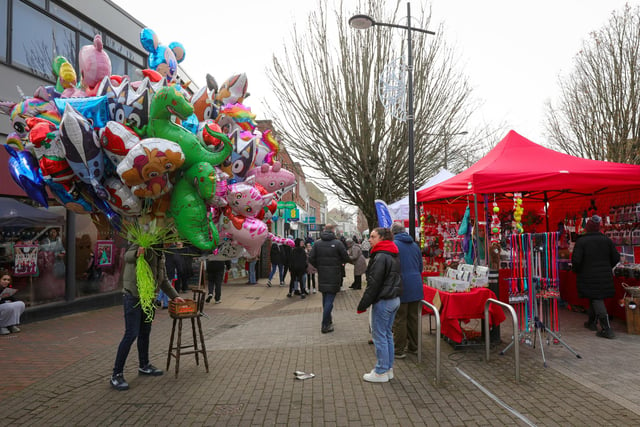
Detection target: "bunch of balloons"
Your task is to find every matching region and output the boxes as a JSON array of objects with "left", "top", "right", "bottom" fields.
[{"left": 0, "top": 29, "right": 296, "bottom": 259}]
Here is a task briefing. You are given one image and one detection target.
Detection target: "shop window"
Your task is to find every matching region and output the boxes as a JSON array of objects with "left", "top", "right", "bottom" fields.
[
  {"left": 107, "top": 49, "right": 125, "bottom": 76},
  {"left": 0, "top": 0, "right": 6, "bottom": 62},
  {"left": 49, "top": 2, "right": 99, "bottom": 36},
  {"left": 11, "top": 1, "right": 76, "bottom": 80}
]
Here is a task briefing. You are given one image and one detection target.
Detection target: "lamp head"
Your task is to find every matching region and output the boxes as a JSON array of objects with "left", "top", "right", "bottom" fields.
[{"left": 349, "top": 14, "right": 376, "bottom": 30}]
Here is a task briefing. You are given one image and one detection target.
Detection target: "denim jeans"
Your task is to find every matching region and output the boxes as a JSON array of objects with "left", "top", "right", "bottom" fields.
[
  {"left": 371, "top": 297, "right": 400, "bottom": 374},
  {"left": 248, "top": 260, "right": 257, "bottom": 283},
  {"left": 268, "top": 263, "right": 283, "bottom": 282},
  {"left": 113, "top": 293, "right": 153, "bottom": 375},
  {"left": 321, "top": 292, "right": 336, "bottom": 327}
]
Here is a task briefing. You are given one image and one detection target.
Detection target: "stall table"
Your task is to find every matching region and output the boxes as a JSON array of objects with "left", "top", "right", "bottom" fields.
[{"left": 422, "top": 285, "right": 506, "bottom": 344}]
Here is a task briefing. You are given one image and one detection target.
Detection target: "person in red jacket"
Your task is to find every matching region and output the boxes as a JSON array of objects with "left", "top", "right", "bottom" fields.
[{"left": 357, "top": 227, "right": 402, "bottom": 383}]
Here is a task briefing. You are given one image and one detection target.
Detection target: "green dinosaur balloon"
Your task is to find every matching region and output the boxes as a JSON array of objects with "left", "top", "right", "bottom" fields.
[
  {"left": 145, "top": 85, "right": 232, "bottom": 250},
  {"left": 147, "top": 85, "right": 231, "bottom": 168},
  {"left": 170, "top": 162, "right": 219, "bottom": 250}
]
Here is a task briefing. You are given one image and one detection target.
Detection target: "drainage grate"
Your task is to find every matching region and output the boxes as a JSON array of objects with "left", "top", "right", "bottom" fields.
[{"left": 212, "top": 403, "right": 245, "bottom": 416}]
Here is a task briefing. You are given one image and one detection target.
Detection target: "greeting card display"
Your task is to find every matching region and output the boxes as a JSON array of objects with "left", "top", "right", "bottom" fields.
[{"left": 95, "top": 240, "right": 114, "bottom": 267}]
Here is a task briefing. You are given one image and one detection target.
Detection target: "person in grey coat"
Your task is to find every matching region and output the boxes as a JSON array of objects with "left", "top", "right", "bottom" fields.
[
  {"left": 110, "top": 243, "right": 184, "bottom": 391},
  {"left": 572, "top": 215, "right": 620, "bottom": 339},
  {"left": 347, "top": 238, "right": 367, "bottom": 290}
]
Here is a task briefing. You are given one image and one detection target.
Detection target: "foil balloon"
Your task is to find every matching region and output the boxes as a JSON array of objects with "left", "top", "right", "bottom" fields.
[
  {"left": 47, "top": 181, "right": 92, "bottom": 214},
  {"left": 5, "top": 145, "right": 49, "bottom": 207},
  {"left": 219, "top": 129, "right": 257, "bottom": 182},
  {"left": 104, "top": 176, "right": 142, "bottom": 217},
  {"left": 116, "top": 137, "right": 184, "bottom": 199},
  {"left": 218, "top": 207, "right": 268, "bottom": 257},
  {"left": 58, "top": 103, "right": 106, "bottom": 199},
  {"left": 124, "top": 76, "right": 165, "bottom": 135},
  {"left": 181, "top": 113, "right": 199, "bottom": 135},
  {"left": 80, "top": 182, "right": 122, "bottom": 231},
  {"left": 215, "top": 73, "right": 249, "bottom": 105},
  {"left": 139, "top": 28, "right": 185, "bottom": 83},
  {"left": 191, "top": 74, "right": 218, "bottom": 122},
  {"left": 54, "top": 95, "right": 110, "bottom": 130},
  {"left": 196, "top": 120, "right": 223, "bottom": 148},
  {"left": 52, "top": 55, "right": 79, "bottom": 94},
  {"left": 97, "top": 75, "right": 129, "bottom": 123},
  {"left": 78, "top": 34, "right": 112, "bottom": 96},
  {"left": 226, "top": 179, "right": 273, "bottom": 218},
  {"left": 209, "top": 241, "right": 246, "bottom": 260},
  {"left": 256, "top": 129, "right": 279, "bottom": 166},
  {"left": 245, "top": 161, "right": 295, "bottom": 194},
  {"left": 99, "top": 120, "right": 140, "bottom": 166},
  {"left": 170, "top": 162, "right": 219, "bottom": 250}
]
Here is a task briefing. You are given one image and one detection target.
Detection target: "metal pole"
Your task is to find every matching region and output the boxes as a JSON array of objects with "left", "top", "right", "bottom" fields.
[{"left": 407, "top": 1, "right": 416, "bottom": 240}]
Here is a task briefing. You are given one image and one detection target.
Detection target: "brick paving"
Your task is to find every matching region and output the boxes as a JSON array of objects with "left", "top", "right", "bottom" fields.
[{"left": 2, "top": 265, "right": 640, "bottom": 426}]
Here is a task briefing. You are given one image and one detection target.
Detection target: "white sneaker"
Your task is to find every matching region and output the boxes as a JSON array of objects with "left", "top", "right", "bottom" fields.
[
  {"left": 0, "top": 327, "right": 9, "bottom": 335},
  {"left": 312, "top": 288, "right": 317, "bottom": 294},
  {"left": 363, "top": 369, "right": 389, "bottom": 383},
  {"left": 388, "top": 368, "right": 394, "bottom": 380}
]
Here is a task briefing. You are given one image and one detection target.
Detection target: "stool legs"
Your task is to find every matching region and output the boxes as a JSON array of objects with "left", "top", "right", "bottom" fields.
[{"left": 167, "top": 315, "right": 209, "bottom": 378}]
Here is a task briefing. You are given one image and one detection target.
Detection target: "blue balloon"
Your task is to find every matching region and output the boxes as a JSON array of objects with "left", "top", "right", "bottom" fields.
[
  {"left": 5, "top": 145, "right": 49, "bottom": 207},
  {"left": 182, "top": 113, "right": 199, "bottom": 134},
  {"left": 54, "top": 95, "right": 110, "bottom": 129}
]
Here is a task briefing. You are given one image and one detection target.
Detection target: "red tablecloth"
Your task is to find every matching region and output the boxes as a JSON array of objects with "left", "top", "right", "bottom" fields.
[{"left": 422, "top": 285, "right": 506, "bottom": 343}]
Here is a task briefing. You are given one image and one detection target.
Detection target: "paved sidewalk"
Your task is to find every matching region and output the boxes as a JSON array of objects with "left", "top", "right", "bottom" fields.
[{"left": 2, "top": 266, "right": 640, "bottom": 426}]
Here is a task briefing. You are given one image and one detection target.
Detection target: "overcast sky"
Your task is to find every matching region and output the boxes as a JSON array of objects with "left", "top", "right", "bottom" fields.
[{"left": 112, "top": 0, "right": 636, "bottom": 206}]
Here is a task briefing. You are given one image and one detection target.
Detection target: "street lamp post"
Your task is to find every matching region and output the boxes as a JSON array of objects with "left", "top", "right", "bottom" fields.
[{"left": 349, "top": 3, "right": 434, "bottom": 241}]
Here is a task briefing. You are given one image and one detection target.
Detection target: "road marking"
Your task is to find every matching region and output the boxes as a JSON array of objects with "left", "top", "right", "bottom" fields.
[{"left": 456, "top": 367, "right": 536, "bottom": 427}]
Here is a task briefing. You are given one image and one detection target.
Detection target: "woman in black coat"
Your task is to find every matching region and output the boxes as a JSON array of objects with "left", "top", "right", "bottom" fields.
[
  {"left": 267, "top": 242, "right": 282, "bottom": 287},
  {"left": 288, "top": 238, "right": 308, "bottom": 298},
  {"left": 571, "top": 215, "right": 620, "bottom": 338}
]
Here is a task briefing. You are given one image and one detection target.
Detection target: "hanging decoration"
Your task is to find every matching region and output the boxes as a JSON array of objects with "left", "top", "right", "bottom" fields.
[{"left": 512, "top": 192, "right": 524, "bottom": 234}]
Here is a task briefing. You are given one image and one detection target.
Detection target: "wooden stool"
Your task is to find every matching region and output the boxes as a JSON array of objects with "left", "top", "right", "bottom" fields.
[{"left": 166, "top": 289, "right": 209, "bottom": 378}]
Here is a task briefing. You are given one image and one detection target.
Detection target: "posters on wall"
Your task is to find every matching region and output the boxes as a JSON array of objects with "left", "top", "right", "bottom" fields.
[
  {"left": 13, "top": 243, "right": 39, "bottom": 276},
  {"left": 95, "top": 240, "right": 114, "bottom": 267}
]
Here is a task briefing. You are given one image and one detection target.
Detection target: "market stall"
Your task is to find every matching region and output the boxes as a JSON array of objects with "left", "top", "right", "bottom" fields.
[{"left": 417, "top": 130, "right": 640, "bottom": 326}]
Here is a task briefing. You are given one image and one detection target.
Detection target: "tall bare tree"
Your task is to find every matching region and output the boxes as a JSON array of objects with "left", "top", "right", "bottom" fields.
[
  {"left": 266, "top": 0, "right": 478, "bottom": 229},
  {"left": 546, "top": 4, "right": 640, "bottom": 163}
]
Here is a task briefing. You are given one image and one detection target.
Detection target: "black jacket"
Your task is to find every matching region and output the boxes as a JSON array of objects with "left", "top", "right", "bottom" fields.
[
  {"left": 289, "top": 246, "right": 308, "bottom": 275},
  {"left": 280, "top": 244, "right": 292, "bottom": 266},
  {"left": 571, "top": 231, "right": 620, "bottom": 299},
  {"left": 270, "top": 243, "right": 281, "bottom": 265},
  {"left": 309, "top": 230, "right": 350, "bottom": 293},
  {"left": 358, "top": 240, "right": 402, "bottom": 312}
]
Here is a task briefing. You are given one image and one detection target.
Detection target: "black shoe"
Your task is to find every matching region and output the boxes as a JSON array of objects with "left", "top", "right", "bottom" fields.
[
  {"left": 301, "top": 294, "right": 306, "bottom": 299},
  {"left": 321, "top": 324, "right": 334, "bottom": 334},
  {"left": 584, "top": 321, "right": 598, "bottom": 331},
  {"left": 206, "top": 294, "right": 213, "bottom": 303},
  {"left": 138, "top": 363, "right": 164, "bottom": 376},
  {"left": 287, "top": 293, "right": 292, "bottom": 298},
  {"left": 596, "top": 328, "right": 615, "bottom": 339},
  {"left": 110, "top": 373, "right": 129, "bottom": 391}
]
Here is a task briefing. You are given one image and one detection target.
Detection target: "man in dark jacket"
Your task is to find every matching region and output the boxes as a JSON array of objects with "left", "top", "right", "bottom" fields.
[
  {"left": 309, "top": 224, "right": 350, "bottom": 333},
  {"left": 572, "top": 215, "right": 620, "bottom": 339},
  {"left": 390, "top": 223, "right": 424, "bottom": 358}
]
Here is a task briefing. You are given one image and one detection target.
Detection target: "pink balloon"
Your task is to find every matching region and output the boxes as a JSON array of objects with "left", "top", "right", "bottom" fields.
[
  {"left": 218, "top": 208, "right": 268, "bottom": 256},
  {"left": 79, "top": 35, "right": 112, "bottom": 96}
]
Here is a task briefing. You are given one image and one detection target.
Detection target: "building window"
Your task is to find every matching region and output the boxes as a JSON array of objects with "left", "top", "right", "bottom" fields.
[
  {"left": 12, "top": 0, "right": 76, "bottom": 80},
  {"left": 0, "top": 0, "right": 7, "bottom": 62}
]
